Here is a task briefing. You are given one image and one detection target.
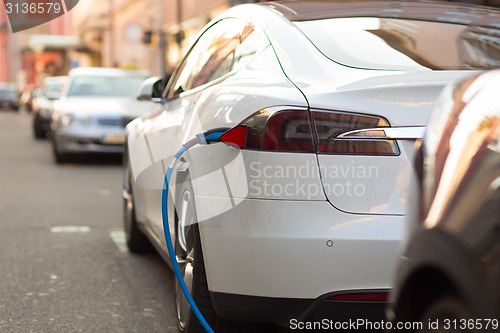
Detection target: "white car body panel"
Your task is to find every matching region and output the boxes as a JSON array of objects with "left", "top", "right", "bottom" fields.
[
  {"left": 318, "top": 154, "right": 411, "bottom": 215},
  {"left": 199, "top": 199, "right": 402, "bottom": 298}
]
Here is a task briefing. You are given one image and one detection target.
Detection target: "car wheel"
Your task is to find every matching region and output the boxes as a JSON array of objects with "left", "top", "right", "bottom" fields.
[
  {"left": 52, "top": 138, "right": 70, "bottom": 164},
  {"left": 33, "top": 113, "right": 47, "bottom": 139},
  {"left": 174, "top": 177, "right": 201, "bottom": 333},
  {"left": 123, "top": 161, "right": 152, "bottom": 252},
  {"left": 174, "top": 175, "right": 275, "bottom": 333},
  {"left": 419, "top": 295, "right": 475, "bottom": 333}
]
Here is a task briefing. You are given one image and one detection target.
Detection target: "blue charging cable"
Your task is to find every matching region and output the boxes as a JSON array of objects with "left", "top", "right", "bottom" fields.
[{"left": 161, "top": 128, "right": 229, "bottom": 333}]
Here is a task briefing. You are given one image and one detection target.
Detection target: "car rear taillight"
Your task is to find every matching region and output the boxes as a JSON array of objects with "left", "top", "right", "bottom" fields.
[
  {"left": 328, "top": 293, "right": 388, "bottom": 302},
  {"left": 220, "top": 107, "right": 398, "bottom": 155},
  {"left": 220, "top": 108, "right": 315, "bottom": 153},
  {"left": 313, "top": 111, "right": 399, "bottom": 155},
  {"left": 219, "top": 126, "right": 247, "bottom": 148}
]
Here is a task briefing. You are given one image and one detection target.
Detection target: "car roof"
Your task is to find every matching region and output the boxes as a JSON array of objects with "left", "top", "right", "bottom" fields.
[
  {"left": 263, "top": 0, "right": 500, "bottom": 26},
  {"left": 43, "top": 76, "right": 67, "bottom": 83},
  {"left": 68, "top": 67, "right": 149, "bottom": 77}
]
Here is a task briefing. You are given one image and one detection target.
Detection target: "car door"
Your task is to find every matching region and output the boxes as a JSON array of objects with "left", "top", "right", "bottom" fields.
[{"left": 134, "top": 18, "right": 252, "bottom": 242}]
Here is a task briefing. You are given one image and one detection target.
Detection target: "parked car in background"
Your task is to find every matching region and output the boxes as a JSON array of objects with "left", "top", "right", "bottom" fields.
[
  {"left": 124, "top": 1, "right": 500, "bottom": 332},
  {"left": 32, "top": 76, "right": 67, "bottom": 139},
  {"left": 387, "top": 70, "right": 500, "bottom": 331},
  {"left": 0, "top": 83, "right": 19, "bottom": 111},
  {"left": 20, "top": 84, "right": 40, "bottom": 112},
  {"left": 51, "top": 67, "right": 156, "bottom": 163}
]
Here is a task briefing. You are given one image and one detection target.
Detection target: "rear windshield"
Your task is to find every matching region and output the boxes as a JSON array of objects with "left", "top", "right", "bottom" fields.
[
  {"left": 67, "top": 75, "right": 147, "bottom": 97},
  {"left": 294, "top": 17, "right": 500, "bottom": 71}
]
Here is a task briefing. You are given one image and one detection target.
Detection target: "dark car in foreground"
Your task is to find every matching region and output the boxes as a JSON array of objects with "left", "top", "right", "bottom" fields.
[
  {"left": 0, "top": 83, "right": 19, "bottom": 111},
  {"left": 387, "top": 70, "right": 500, "bottom": 332}
]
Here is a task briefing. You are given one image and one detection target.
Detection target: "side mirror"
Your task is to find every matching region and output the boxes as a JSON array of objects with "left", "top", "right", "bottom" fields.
[
  {"left": 137, "top": 77, "right": 163, "bottom": 103},
  {"left": 47, "top": 91, "right": 60, "bottom": 101}
]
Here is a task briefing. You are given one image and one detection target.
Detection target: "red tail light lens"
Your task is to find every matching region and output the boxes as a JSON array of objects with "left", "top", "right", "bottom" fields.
[
  {"left": 313, "top": 111, "right": 399, "bottom": 155},
  {"left": 220, "top": 108, "right": 399, "bottom": 155},
  {"left": 328, "top": 293, "right": 388, "bottom": 302},
  {"left": 220, "top": 126, "right": 247, "bottom": 148},
  {"left": 220, "top": 108, "right": 315, "bottom": 153}
]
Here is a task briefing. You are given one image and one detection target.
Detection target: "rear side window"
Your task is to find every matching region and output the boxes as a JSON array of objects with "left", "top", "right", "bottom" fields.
[
  {"left": 233, "top": 23, "right": 262, "bottom": 71},
  {"left": 190, "top": 19, "right": 241, "bottom": 88},
  {"left": 166, "top": 18, "right": 265, "bottom": 99}
]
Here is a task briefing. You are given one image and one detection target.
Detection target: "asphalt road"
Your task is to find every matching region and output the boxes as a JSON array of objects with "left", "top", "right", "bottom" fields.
[{"left": 0, "top": 110, "right": 178, "bottom": 332}]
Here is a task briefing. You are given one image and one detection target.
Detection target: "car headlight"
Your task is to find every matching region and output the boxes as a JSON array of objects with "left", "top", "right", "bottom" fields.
[{"left": 61, "top": 113, "right": 91, "bottom": 127}]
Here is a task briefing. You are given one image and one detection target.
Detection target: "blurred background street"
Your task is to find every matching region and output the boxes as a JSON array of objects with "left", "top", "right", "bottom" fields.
[
  {"left": 1, "top": 0, "right": 500, "bottom": 332},
  {"left": 1, "top": 0, "right": 499, "bottom": 90}
]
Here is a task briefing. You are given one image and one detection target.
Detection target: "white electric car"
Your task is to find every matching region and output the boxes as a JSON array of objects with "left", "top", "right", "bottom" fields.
[{"left": 123, "top": 1, "right": 500, "bottom": 331}]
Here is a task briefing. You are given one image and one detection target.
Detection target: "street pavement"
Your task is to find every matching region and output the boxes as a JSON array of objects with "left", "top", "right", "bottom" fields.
[{"left": 0, "top": 110, "right": 178, "bottom": 332}]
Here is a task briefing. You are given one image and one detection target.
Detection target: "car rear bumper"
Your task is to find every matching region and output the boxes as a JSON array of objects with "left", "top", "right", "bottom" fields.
[
  {"left": 196, "top": 198, "right": 403, "bottom": 319},
  {"left": 211, "top": 289, "right": 389, "bottom": 327},
  {"left": 54, "top": 127, "right": 125, "bottom": 154}
]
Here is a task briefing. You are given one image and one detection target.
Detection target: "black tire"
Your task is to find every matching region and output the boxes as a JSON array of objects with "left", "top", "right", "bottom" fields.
[
  {"left": 419, "top": 296, "right": 477, "bottom": 333},
  {"left": 123, "top": 160, "right": 152, "bottom": 252},
  {"left": 52, "top": 135, "right": 74, "bottom": 164},
  {"left": 174, "top": 176, "right": 207, "bottom": 333},
  {"left": 33, "top": 113, "right": 47, "bottom": 139},
  {"left": 174, "top": 175, "right": 276, "bottom": 333},
  {"left": 52, "top": 140, "right": 69, "bottom": 164}
]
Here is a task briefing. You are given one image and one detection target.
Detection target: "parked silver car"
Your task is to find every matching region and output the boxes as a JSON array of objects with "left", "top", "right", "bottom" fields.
[
  {"left": 51, "top": 67, "right": 156, "bottom": 163},
  {"left": 0, "top": 83, "right": 19, "bottom": 111},
  {"left": 32, "top": 76, "right": 67, "bottom": 139}
]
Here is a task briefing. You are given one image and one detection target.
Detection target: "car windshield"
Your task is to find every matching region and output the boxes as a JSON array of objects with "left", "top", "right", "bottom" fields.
[
  {"left": 42, "top": 82, "right": 64, "bottom": 97},
  {"left": 294, "top": 17, "right": 500, "bottom": 71},
  {"left": 67, "top": 75, "right": 146, "bottom": 98},
  {"left": 0, "top": 87, "right": 17, "bottom": 98}
]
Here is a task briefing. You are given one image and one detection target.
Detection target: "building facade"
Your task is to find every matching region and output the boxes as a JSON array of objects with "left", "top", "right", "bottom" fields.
[
  {"left": 73, "top": 0, "right": 257, "bottom": 76},
  {"left": 1, "top": 0, "right": 499, "bottom": 87}
]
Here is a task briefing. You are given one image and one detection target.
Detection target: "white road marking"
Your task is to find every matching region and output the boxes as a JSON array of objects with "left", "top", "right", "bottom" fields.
[
  {"left": 98, "top": 189, "right": 111, "bottom": 196},
  {"left": 50, "top": 226, "right": 90, "bottom": 233},
  {"left": 109, "top": 229, "right": 128, "bottom": 253}
]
